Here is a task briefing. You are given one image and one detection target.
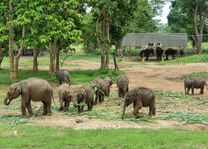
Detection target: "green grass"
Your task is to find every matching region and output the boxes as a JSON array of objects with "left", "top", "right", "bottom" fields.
[
  {"left": 0, "top": 123, "right": 208, "bottom": 149},
  {"left": 160, "top": 112, "right": 208, "bottom": 124},
  {"left": 0, "top": 68, "right": 122, "bottom": 85},
  {"left": 183, "top": 72, "right": 208, "bottom": 79},
  {"left": 159, "top": 54, "right": 208, "bottom": 65}
]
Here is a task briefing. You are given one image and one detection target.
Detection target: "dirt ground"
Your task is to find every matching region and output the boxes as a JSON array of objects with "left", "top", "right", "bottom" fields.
[{"left": 1, "top": 59, "right": 208, "bottom": 130}]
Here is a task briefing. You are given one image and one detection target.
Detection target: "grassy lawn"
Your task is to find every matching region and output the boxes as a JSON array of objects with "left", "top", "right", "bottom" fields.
[
  {"left": 0, "top": 68, "right": 121, "bottom": 85},
  {"left": 0, "top": 123, "right": 207, "bottom": 149}
]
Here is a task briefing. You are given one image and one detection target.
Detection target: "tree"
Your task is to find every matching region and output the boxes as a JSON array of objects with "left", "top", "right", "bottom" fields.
[
  {"left": 168, "top": 0, "right": 208, "bottom": 53},
  {"left": 0, "top": 0, "right": 8, "bottom": 69},
  {"left": 87, "top": 0, "right": 138, "bottom": 69},
  {"left": 40, "top": 0, "right": 82, "bottom": 73}
]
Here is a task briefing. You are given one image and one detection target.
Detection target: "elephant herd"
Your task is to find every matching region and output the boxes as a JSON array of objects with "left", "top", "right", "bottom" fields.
[
  {"left": 3, "top": 69, "right": 207, "bottom": 119},
  {"left": 139, "top": 47, "right": 185, "bottom": 61}
]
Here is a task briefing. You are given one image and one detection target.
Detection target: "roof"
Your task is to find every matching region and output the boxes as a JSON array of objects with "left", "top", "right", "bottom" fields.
[{"left": 121, "top": 33, "right": 188, "bottom": 47}]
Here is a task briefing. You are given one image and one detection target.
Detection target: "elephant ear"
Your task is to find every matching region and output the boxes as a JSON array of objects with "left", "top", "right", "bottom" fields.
[{"left": 14, "top": 85, "right": 22, "bottom": 94}]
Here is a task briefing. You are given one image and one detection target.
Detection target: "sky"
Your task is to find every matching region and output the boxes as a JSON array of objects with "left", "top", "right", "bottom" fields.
[{"left": 154, "top": 2, "right": 171, "bottom": 24}]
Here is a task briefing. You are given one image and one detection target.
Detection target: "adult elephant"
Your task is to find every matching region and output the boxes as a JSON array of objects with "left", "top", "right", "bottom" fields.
[
  {"left": 4, "top": 78, "right": 53, "bottom": 116},
  {"left": 155, "top": 47, "right": 163, "bottom": 60},
  {"left": 165, "top": 48, "right": 177, "bottom": 60},
  {"left": 139, "top": 48, "right": 154, "bottom": 61}
]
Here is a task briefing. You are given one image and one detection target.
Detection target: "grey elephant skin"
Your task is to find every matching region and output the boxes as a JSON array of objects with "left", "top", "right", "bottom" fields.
[
  {"left": 90, "top": 77, "right": 113, "bottom": 104},
  {"left": 4, "top": 78, "right": 53, "bottom": 116},
  {"left": 184, "top": 78, "right": 207, "bottom": 95},
  {"left": 122, "top": 87, "right": 156, "bottom": 119},
  {"left": 116, "top": 75, "right": 129, "bottom": 98},
  {"left": 58, "top": 84, "right": 94, "bottom": 113},
  {"left": 55, "top": 69, "right": 70, "bottom": 85},
  {"left": 58, "top": 84, "right": 74, "bottom": 111}
]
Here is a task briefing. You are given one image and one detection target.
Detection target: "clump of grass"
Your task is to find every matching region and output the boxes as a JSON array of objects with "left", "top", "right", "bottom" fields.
[
  {"left": 160, "top": 112, "right": 208, "bottom": 124},
  {"left": 0, "top": 115, "right": 28, "bottom": 125},
  {"left": 159, "top": 54, "right": 208, "bottom": 65},
  {"left": 183, "top": 72, "right": 208, "bottom": 79},
  {"left": 155, "top": 90, "right": 193, "bottom": 101}
]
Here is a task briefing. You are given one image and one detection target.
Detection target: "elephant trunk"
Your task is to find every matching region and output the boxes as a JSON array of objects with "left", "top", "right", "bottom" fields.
[
  {"left": 122, "top": 101, "right": 126, "bottom": 119},
  {"left": 4, "top": 97, "right": 10, "bottom": 106},
  {"left": 72, "top": 99, "right": 77, "bottom": 108}
]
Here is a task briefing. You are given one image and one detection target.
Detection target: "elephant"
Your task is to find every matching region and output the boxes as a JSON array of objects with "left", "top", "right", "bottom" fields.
[
  {"left": 122, "top": 87, "right": 156, "bottom": 119},
  {"left": 165, "top": 48, "right": 177, "bottom": 60},
  {"left": 4, "top": 78, "right": 53, "bottom": 116},
  {"left": 71, "top": 85, "right": 94, "bottom": 113},
  {"left": 116, "top": 75, "right": 129, "bottom": 98},
  {"left": 155, "top": 47, "right": 163, "bottom": 61},
  {"left": 90, "top": 77, "right": 112, "bottom": 104},
  {"left": 58, "top": 85, "right": 94, "bottom": 113},
  {"left": 90, "top": 79, "right": 105, "bottom": 104},
  {"left": 103, "top": 77, "right": 113, "bottom": 97},
  {"left": 139, "top": 48, "right": 154, "bottom": 61},
  {"left": 184, "top": 78, "right": 207, "bottom": 95},
  {"left": 58, "top": 84, "right": 74, "bottom": 111},
  {"left": 178, "top": 49, "right": 185, "bottom": 57},
  {"left": 55, "top": 69, "right": 71, "bottom": 85}
]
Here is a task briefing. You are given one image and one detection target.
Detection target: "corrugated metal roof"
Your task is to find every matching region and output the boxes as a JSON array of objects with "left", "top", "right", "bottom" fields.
[{"left": 121, "top": 33, "right": 188, "bottom": 47}]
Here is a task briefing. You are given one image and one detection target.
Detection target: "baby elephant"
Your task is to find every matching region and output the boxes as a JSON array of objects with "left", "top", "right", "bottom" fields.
[
  {"left": 58, "top": 85, "right": 94, "bottom": 113},
  {"left": 116, "top": 75, "right": 129, "bottom": 98},
  {"left": 58, "top": 84, "right": 74, "bottom": 111},
  {"left": 122, "top": 87, "right": 156, "bottom": 119},
  {"left": 72, "top": 86, "right": 94, "bottom": 113},
  {"left": 184, "top": 78, "right": 207, "bottom": 95},
  {"left": 55, "top": 69, "right": 71, "bottom": 85},
  {"left": 4, "top": 78, "right": 53, "bottom": 116},
  {"left": 90, "top": 77, "right": 112, "bottom": 104}
]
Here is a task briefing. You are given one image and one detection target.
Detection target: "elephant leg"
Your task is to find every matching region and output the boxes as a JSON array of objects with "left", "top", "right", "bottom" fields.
[
  {"left": 94, "top": 92, "right": 98, "bottom": 105},
  {"left": 26, "top": 100, "right": 33, "bottom": 116},
  {"left": 133, "top": 105, "right": 142, "bottom": 118},
  {"left": 200, "top": 87, "right": 204, "bottom": 94},
  {"left": 46, "top": 99, "right": 52, "bottom": 116},
  {"left": 63, "top": 100, "right": 69, "bottom": 111},
  {"left": 90, "top": 101, "right": 93, "bottom": 110},
  {"left": 187, "top": 87, "right": 190, "bottom": 95},
  {"left": 149, "top": 103, "right": 156, "bottom": 116},
  {"left": 59, "top": 99, "right": 64, "bottom": 111},
  {"left": 191, "top": 87, "right": 194, "bottom": 95},
  {"left": 21, "top": 100, "right": 27, "bottom": 116},
  {"left": 81, "top": 105, "right": 84, "bottom": 112},
  {"left": 42, "top": 101, "right": 47, "bottom": 115}
]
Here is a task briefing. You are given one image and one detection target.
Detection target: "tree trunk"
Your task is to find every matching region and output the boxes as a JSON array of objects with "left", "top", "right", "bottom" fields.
[
  {"left": 49, "top": 42, "right": 55, "bottom": 73},
  {"left": 96, "top": 8, "right": 111, "bottom": 69},
  {"left": 195, "top": 35, "right": 202, "bottom": 54},
  {"left": 49, "top": 39, "right": 59, "bottom": 73},
  {"left": 33, "top": 48, "right": 39, "bottom": 71},
  {"left": 56, "top": 48, "right": 59, "bottom": 71},
  {"left": 13, "top": 26, "right": 25, "bottom": 79},
  {"left": 113, "top": 52, "right": 119, "bottom": 70},
  {"left": 8, "top": 1, "right": 15, "bottom": 79},
  {"left": 104, "top": 10, "right": 110, "bottom": 68}
]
